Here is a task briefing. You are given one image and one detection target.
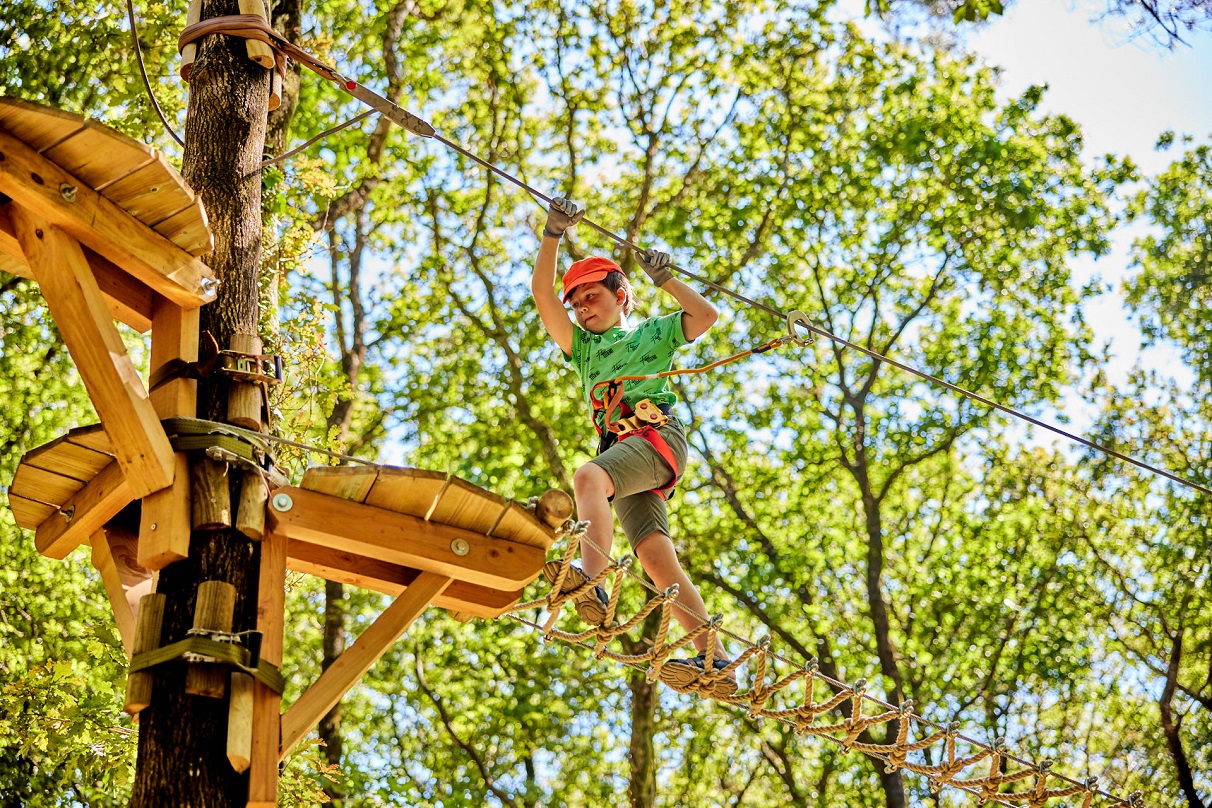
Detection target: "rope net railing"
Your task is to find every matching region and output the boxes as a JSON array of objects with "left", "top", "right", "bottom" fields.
[{"left": 509, "top": 520, "right": 1144, "bottom": 808}]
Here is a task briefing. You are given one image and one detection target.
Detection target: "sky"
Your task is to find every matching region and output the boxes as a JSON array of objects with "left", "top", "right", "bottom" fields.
[{"left": 965, "top": 1, "right": 1211, "bottom": 407}]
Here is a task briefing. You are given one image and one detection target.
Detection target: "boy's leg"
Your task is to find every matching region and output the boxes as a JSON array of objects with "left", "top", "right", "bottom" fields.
[
  {"left": 633, "top": 532, "right": 720, "bottom": 657},
  {"left": 571, "top": 462, "right": 615, "bottom": 578}
]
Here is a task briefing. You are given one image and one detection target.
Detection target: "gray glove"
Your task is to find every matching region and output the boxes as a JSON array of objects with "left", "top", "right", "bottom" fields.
[
  {"left": 543, "top": 197, "right": 585, "bottom": 239},
  {"left": 638, "top": 248, "right": 674, "bottom": 287}
]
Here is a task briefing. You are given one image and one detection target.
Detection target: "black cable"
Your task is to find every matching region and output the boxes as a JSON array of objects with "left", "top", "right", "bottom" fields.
[
  {"left": 430, "top": 133, "right": 1210, "bottom": 498},
  {"left": 126, "top": 0, "right": 185, "bottom": 147}
]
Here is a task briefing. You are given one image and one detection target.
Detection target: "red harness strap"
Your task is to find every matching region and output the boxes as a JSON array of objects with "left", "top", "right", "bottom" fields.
[
  {"left": 592, "top": 383, "right": 683, "bottom": 500},
  {"left": 622, "top": 425, "right": 681, "bottom": 500}
]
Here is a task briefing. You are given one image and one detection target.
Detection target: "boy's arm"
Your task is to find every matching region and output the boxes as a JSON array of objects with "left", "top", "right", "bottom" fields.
[
  {"left": 530, "top": 198, "right": 584, "bottom": 357},
  {"left": 531, "top": 234, "right": 574, "bottom": 356},
  {"left": 638, "top": 250, "right": 718, "bottom": 342}
]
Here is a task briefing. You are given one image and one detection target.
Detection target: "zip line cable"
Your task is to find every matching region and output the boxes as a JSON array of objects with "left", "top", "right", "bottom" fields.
[
  {"left": 159, "top": 13, "right": 1210, "bottom": 499},
  {"left": 160, "top": 13, "right": 1209, "bottom": 499}
]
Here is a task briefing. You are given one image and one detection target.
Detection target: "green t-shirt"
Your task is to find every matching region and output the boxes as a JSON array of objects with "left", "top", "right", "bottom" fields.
[{"left": 565, "top": 312, "right": 690, "bottom": 430}]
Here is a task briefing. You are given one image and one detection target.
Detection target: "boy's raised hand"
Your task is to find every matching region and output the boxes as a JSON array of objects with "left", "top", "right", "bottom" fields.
[
  {"left": 638, "top": 248, "right": 674, "bottom": 287},
  {"left": 543, "top": 197, "right": 585, "bottom": 239}
]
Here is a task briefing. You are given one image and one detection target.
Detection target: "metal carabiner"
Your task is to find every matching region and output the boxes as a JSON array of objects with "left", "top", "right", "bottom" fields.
[{"left": 786, "top": 309, "right": 814, "bottom": 346}]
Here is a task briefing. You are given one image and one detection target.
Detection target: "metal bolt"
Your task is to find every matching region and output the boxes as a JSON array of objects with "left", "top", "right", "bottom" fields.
[
  {"left": 198, "top": 276, "right": 219, "bottom": 298},
  {"left": 272, "top": 493, "right": 293, "bottom": 512},
  {"left": 59, "top": 183, "right": 77, "bottom": 202},
  {"left": 450, "top": 538, "right": 470, "bottom": 556},
  {"left": 150, "top": 523, "right": 158, "bottom": 530}
]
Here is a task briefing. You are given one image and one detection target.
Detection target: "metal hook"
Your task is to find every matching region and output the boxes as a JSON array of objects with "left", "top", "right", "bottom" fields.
[{"left": 786, "top": 309, "right": 814, "bottom": 346}]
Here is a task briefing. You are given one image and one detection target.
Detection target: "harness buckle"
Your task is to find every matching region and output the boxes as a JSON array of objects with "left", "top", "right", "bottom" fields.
[{"left": 609, "top": 398, "right": 668, "bottom": 438}]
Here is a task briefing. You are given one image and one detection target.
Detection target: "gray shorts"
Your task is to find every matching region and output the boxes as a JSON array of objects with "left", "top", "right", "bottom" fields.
[{"left": 589, "top": 416, "right": 688, "bottom": 551}]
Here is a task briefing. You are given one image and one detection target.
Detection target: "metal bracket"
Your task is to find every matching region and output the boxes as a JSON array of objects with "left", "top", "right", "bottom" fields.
[{"left": 217, "top": 350, "right": 283, "bottom": 386}]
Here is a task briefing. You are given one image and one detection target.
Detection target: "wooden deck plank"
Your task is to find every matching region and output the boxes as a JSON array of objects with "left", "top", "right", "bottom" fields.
[
  {"left": 11, "top": 463, "right": 85, "bottom": 505},
  {"left": 153, "top": 201, "right": 213, "bottom": 257},
  {"left": 7, "top": 493, "right": 57, "bottom": 530},
  {"left": 0, "top": 98, "right": 85, "bottom": 152},
  {"left": 0, "top": 129, "right": 215, "bottom": 309},
  {"left": 23, "top": 440, "right": 114, "bottom": 482},
  {"left": 266, "top": 486, "right": 545, "bottom": 590},
  {"left": 43, "top": 122, "right": 156, "bottom": 192},
  {"left": 64, "top": 425, "right": 114, "bottom": 454},
  {"left": 300, "top": 466, "right": 380, "bottom": 502},
  {"left": 101, "top": 155, "right": 197, "bottom": 226},
  {"left": 361, "top": 467, "right": 449, "bottom": 517}
]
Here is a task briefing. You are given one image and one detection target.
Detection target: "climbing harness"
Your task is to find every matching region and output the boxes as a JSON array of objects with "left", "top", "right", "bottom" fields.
[
  {"left": 520, "top": 520, "right": 1144, "bottom": 808},
  {"left": 585, "top": 311, "right": 813, "bottom": 500}
]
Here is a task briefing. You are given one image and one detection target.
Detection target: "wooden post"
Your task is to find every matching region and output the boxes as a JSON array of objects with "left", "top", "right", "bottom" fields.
[
  {"left": 236, "top": 470, "right": 268, "bottom": 540},
  {"left": 226, "top": 672, "right": 255, "bottom": 773},
  {"left": 138, "top": 453, "right": 193, "bottom": 570},
  {"left": 179, "top": 0, "right": 201, "bottom": 79},
  {"left": 124, "top": 593, "right": 166, "bottom": 715},
  {"left": 191, "top": 456, "right": 232, "bottom": 529},
  {"left": 535, "top": 490, "right": 574, "bottom": 529},
  {"left": 149, "top": 295, "right": 199, "bottom": 418},
  {"left": 248, "top": 530, "right": 286, "bottom": 808},
  {"left": 184, "top": 581, "right": 236, "bottom": 698},
  {"left": 227, "top": 333, "right": 265, "bottom": 431}
]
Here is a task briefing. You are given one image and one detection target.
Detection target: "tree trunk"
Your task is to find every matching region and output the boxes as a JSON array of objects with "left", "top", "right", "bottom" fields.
[
  {"left": 319, "top": 579, "right": 348, "bottom": 806},
  {"left": 626, "top": 669, "right": 659, "bottom": 808},
  {"left": 129, "top": 0, "right": 270, "bottom": 803},
  {"left": 1160, "top": 630, "right": 1206, "bottom": 808}
]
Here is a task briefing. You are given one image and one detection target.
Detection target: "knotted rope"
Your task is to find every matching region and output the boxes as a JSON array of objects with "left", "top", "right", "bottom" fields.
[{"left": 513, "top": 520, "right": 1145, "bottom": 808}]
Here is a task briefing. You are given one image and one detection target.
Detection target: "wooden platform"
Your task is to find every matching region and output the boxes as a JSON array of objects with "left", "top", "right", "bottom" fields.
[
  {"left": 275, "top": 465, "right": 557, "bottom": 618},
  {"left": 8, "top": 425, "right": 560, "bottom": 619},
  {"left": 0, "top": 96, "right": 214, "bottom": 328}
]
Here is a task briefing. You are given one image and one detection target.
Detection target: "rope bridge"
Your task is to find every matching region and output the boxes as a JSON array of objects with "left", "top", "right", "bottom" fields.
[{"left": 511, "top": 520, "right": 1143, "bottom": 808}]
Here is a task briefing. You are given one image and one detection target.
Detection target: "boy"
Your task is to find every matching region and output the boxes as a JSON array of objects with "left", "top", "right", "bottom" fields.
[{"left": 531, "top": 197, "right": 735, "bottom": 697}]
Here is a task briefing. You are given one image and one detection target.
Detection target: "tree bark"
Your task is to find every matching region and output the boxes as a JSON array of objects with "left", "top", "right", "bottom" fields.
[
  {"left": 129, "top": 0, "right": 270, "bottom": 804},
  {"left": 1160, "top": 629, "right": 1207, "bottom": 808},
  {"left": 626, "top": 669, "right": 659, "bottom": 808},
  {"left": 319, "top": 579, "right": 348, "bottom": 806}
]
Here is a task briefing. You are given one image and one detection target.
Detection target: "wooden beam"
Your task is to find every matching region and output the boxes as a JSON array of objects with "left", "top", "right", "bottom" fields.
[
  {"left": 0, "top": 128, "right": 214, "bottom": 309},
  {"left": 10, "top": 206, "right": 175, "bottom": 497},
  {"left": 89, "top": 526, "right": 153, "bottom": 657},
  {"left": 1, "top": 204, "right": 153, "bottom": 332},
  {"left": 148, "top": 295, "right": 198, "bottom": 417},
  {"left": 137, "top": 453, "right": 191, "bottom": 570},
  {"left": 266, "top": 486, "right": 545, "bottom": 591},
  {"left": 35, "top": 460, "right": 133, "bottom": 559},
  {"left": 248, "top": 530, "right": 287, "bottom": 808},
  {"left": 279, "top": 571, "right": 451, "bottom": 760},
  {"left": 287, "top": 540, "right": 523, "bottom": 619}
]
